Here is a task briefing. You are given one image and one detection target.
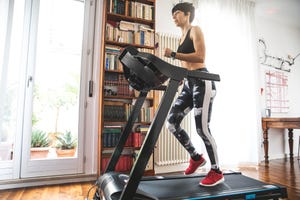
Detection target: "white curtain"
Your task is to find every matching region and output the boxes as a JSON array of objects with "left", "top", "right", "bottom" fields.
[{"left": 190, "top": 0, "right": 261, "bottom": 167}]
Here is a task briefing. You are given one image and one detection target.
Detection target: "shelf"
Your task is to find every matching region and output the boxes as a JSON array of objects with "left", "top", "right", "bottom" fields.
[
  {"left": 135, "top": 0, "right": 155, "bottom": 4},
  {"left": 103, "top": 121, "right": 151, "bottom": 125},
  {"left": 104, "top": 95, "right": 153, "bottom": 100},
  {"left": 105, "top": 40, "right": 155, "bottom": 49},
  {"left": 104, "top": 95, "right": 134, "bottom": 99},
  {"left": 102, "top": 147, "right": 141, "bottom": 151},
  {"left": 107, "top": 12, "right": 155, "bottom": 26},
  {"left": 105, "top": 69, "right": 123, "bottom": 73},
  {"left": 102, "top": 147, "right": 137, "bottom": 151}
]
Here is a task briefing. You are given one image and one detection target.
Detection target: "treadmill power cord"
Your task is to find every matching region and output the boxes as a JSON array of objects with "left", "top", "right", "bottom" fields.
[{"left": 85, "top": 181, "right": 98, "bottom": 200}]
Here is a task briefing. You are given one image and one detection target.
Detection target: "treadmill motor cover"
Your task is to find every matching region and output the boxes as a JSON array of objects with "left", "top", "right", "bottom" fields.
[
  {"left": 119, "top": 46, "right": 169, "bottom": 91},
  {"left": 98, "top": 172, "right": 158, "bottom": 200}
]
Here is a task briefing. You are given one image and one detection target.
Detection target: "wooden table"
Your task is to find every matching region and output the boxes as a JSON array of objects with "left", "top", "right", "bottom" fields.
[{"left": 262, "top": 117, "right": 300, "bottom": 163}]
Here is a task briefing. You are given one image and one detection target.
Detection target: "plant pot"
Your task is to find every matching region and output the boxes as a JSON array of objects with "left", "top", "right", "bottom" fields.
[
  {"left": 30, "top": 147, "right": 49, "bottom": 159},
  {"left": 56, "top": 148, "right": 76, "bottom": 157}
]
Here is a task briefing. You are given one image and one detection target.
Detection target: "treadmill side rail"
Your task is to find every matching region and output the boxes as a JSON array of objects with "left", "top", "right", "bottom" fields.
[{"left": 120, "top": 79, "right": 180, "bottom": 200}]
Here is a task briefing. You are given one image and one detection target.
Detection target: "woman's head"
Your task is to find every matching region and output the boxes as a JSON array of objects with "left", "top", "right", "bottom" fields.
[{"left": 172, "top": 2, "right": 195, "bottom": 23}]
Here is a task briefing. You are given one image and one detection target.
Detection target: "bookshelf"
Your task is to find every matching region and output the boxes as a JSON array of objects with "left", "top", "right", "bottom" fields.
[{"left": 99, "top": 0, "right": 156, "bottom": 176}]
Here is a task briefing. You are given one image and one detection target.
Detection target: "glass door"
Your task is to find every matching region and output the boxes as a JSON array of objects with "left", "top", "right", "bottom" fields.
[
  {"left": 0, "top": 0, "right": 26, "bottom": 180},
  {"left": 1, "top": 0, "right": 97, "bottom": 181},
  {"left": 21, "top": 0, "right": 87, "bottom": 178}
]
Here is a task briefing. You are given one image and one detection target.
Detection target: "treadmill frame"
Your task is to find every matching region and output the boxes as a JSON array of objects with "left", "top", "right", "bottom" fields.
[{"left": 95, "top": 47, "right": 287, "bottom": 200}]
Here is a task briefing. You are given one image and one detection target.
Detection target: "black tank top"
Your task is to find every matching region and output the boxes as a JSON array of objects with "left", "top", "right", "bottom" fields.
[{"left": 177, "top": 29, "right": 195, "bottom": 54}]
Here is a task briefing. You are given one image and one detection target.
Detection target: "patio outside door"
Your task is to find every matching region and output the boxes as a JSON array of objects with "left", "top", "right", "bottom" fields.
[{"left": 0, "top": 0, "right": 96, "bottom": 180}]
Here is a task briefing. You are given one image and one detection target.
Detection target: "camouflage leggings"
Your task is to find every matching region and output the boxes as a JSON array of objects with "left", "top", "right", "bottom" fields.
[{"left": 166, "top": 69, "right": 219, "bottom": 168}]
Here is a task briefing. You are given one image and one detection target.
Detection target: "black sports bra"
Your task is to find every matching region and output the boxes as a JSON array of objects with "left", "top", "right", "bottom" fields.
[{"left": 177, "top": 29, "right": 195, "bottom": 54}]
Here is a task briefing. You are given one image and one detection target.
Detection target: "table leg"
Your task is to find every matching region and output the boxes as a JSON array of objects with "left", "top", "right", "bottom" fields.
[
  {"left": 263, "top": 128, "right": 269, "bottom": 163},
  {"left": 288, "top": 128, "right": 294, "bottom": 159}
]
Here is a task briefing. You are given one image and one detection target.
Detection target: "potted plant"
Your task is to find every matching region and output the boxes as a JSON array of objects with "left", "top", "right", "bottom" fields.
[
  {"left": 30, "top": 129, "right": 50, "bottom": 159},
  {"left": 55, "top": 131, "right": 77, "bottom": 157}
]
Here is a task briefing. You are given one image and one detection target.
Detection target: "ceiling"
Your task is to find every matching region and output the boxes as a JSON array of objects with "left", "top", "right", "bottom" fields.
[{"left": 255, "top": 0, "right": 300, "bottom": 28}]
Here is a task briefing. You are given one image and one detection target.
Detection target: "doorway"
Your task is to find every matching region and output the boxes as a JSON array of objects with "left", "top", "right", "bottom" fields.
[{"left": 0, "top": 0, "right": 98, "bottom": 180}]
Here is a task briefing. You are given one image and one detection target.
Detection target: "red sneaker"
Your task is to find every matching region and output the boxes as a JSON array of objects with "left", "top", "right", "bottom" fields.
[
  {"left": 200, "top": 169, "right": 224, "bottom": 187},
  {"left": 184, "top": 156, "right": 206, "bottom": 175}
]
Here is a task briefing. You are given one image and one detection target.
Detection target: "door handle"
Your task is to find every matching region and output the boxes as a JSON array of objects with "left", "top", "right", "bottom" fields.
[{"left": 27, "top": 76, "right": 33, "bottom": 87}]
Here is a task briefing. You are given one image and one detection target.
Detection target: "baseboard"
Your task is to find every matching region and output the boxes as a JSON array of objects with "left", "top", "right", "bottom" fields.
[
  {"left": 155, "top": 163, "right": 187, "bottom": 174},
  {"left": 268, "top": 153, "right": 287, "bottom": 160},
  {"left": 0, "top": 174, "right": 98, "bottom": 190}
]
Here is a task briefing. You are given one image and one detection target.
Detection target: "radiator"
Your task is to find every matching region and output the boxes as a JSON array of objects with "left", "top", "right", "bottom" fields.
[
  {"left": 156, "top": 32, "right": 181, "bottom": 66},
  {"left": 154, "top": 33, "right": 191, "bottom": 166},
  {"left": 155, "top": 114, "right": 192, "bottom": 166}
]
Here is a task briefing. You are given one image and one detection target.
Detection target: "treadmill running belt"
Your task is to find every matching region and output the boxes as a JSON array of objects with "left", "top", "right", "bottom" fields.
[{"left": 138, "top": 172, "right": 287, "bottom": 200}]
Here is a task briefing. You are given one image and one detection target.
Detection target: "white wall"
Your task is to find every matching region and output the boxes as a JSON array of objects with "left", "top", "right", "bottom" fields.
[
  {"left": 155, "top": 1, "right": 179, "bottom": 35},
  {"left": 155, "top": 0, "right": 300, "bottom": 167},
  {"left": 255, "top": 16, "right": 300, "bottom": 160}
]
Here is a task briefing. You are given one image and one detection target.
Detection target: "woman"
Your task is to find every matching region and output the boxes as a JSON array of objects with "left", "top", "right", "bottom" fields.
[{"left": 164, "top": 2, "right": 224, "bottom": 187}]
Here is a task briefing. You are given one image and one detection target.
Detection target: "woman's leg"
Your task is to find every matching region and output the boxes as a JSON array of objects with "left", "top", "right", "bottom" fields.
[
  {"left": 192, "top": 79, "right": 224, "bottom": 186},
  {"left": 193, "top": 79, "right": 219, "bottom": 169},
  {"left": 166, "top": 81, "right": 206, "bottom": 174},
  {"left": 166, "top": 82, "right": 196, "bottom": 157}
]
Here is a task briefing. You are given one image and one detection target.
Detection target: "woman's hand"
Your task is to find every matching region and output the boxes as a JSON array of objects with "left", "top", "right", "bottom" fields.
[{"left": 164, "top": 48, "right": 172, "bottom": 58}]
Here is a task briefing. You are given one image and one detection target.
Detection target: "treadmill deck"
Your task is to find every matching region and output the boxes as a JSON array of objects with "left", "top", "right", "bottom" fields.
[{"left": 137, "top": 172, "right": 287, "bottom": 200}]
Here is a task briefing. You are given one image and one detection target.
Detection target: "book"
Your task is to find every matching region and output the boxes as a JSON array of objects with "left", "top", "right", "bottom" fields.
[{"left": 103, "top": 126, "right": 122, "bottom": 147}]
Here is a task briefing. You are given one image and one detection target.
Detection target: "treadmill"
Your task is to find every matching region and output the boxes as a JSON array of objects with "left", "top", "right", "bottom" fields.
[{"left": 94, "top": 46, "right": 288, "bottom": 200}]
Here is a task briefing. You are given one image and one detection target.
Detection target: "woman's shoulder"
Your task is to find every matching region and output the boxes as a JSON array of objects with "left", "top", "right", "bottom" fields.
[
  {"left": 190, "top": 26, "right": 203, "bottom": 39},
  {"left": 191, "top": 25, "right": 203, "bottom": 33}
]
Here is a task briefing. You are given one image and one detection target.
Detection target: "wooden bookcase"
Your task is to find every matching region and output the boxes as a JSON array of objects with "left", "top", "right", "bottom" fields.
[{"left": 98, "top": 0, "right": 156, "bottom": 176}]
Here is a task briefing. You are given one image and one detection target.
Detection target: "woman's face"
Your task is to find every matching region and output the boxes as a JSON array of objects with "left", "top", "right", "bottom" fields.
[{"left": 172, "top": 10, "right": 189, "bottom": 27}]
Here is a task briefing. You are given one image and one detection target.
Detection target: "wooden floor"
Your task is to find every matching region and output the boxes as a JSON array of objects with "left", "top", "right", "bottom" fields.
[
  {"left": 238, "top": 157, "right": 300, "bottom": 200},
  {"left": 0, "top": 157, "right": 299, "bottom": 200}
]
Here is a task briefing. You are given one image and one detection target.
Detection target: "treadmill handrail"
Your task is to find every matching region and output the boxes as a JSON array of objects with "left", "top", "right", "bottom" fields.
[
  {"left": 136, "top": 51, "right": 221, "bottom": 82},
  {"left": 187, "top": 70, "right": 221, "bottom": 81},
  {"left": 135, "top": 51, "right": 186, "bottom": 81}
]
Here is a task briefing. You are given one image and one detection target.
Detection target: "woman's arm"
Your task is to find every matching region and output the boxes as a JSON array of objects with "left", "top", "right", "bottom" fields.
[{"left": 164, "top": 26, "right": 206, "bottom": 63}]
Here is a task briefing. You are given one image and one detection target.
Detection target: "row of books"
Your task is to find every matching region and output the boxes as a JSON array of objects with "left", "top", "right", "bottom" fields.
[
  {"left": 102, "top": 131, "right": 147, "bottom": 148},
  {"left": 101, "top": 155, "right": 133, "bottom": 172},
  {"left": 104, "top": 80, "right": 154, "bottom": 98},
  {"left": 106, "top": 21, "right": 154, "bottom": 46},
  {"left": 102, "top": 126, "right": 122, "bottom": 147},
  {"left": 125, "top": 104, "right": 154, "bottom": 123},
  {"left": 105, "top": 45, "right": 155, "bottom": 72},
  {"left": 107, "top": 0, "right": 154, "bottom": 21},
  {"left": 101, "top": 150, "right": 153, "bottom": 173},
  {"left": 106, "top": 24, "right": 134, "bottom": 44},
  {"left": 104, "top": 103, "right": 154, "bottom": 123},
  {"left": 105, "top": 53, "right": 122, "bottom": 71},
  {"left": 102, "top": 125, "right": 149, "bottom": 148},
  {"left": 105, "top": 45, "right": 122, "bottom": 71},
  {"left": 104, "top": 105, "right": 126, "bottom": 122},
  {"left": 104, "top": 72, "right": 134, "bottom": 97},
  {"left": 104, "top": 80, "right": 134, "bottom": 97}
]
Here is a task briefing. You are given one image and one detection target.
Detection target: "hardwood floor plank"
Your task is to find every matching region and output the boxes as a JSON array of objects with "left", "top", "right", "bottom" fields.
[
  {"left": 43, "top": 185, "right": 59, "bottom": 200},
  {"left": 20, "top": 187, "right": 45, "bottom": 200},
  {"left": 239, "top": 158, "right": 300, "bottom": 200},
  {"left": 5, "top": 188, "right": 24, "bottom": 200},
  {"left": 0, "top": 158, "right": 298, "bottom": 199}
]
